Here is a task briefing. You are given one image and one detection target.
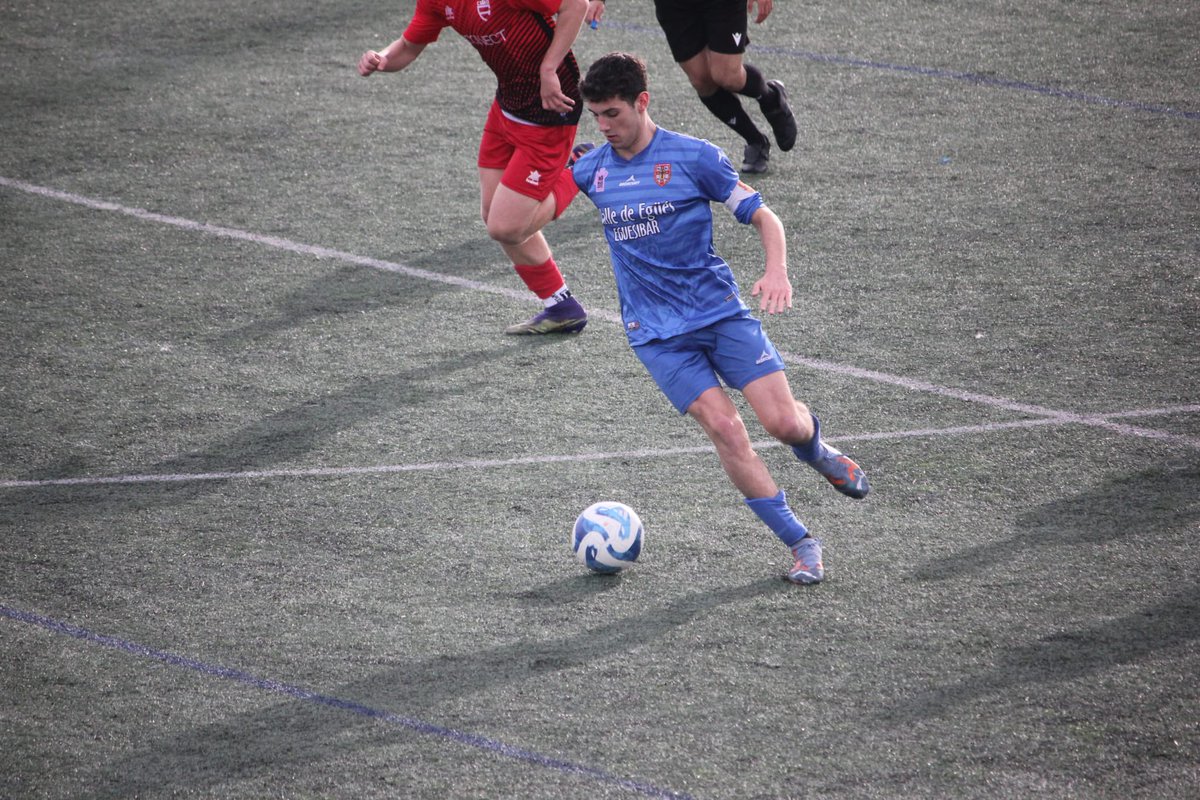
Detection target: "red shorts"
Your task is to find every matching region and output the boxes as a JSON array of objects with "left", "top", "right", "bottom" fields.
[{"left": 479, "top": 100, "right": 577, "bottom": 202}]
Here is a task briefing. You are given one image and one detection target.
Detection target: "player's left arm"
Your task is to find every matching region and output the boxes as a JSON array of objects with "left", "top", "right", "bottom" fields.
[
  {"left": 749, "top": 205, "right": 793, "bottom": 315},
  {"left": 538, "top": 0, "right": 588, "bottom": 112},
  {"left": 748, "top": 0, "right": 773, "bottom": 25},
  {"left": 708, "top": 148, "right": 791, "bottom": 315},
  {"left": 584, "top": 0, "right": 606, "bottom": 27}
]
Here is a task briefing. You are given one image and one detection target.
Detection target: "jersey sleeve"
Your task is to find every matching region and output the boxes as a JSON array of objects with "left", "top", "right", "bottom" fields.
[
  {"left": 694, "top": 142, "right": 763, "bottom": 224},
  {"left": 722, "top": 179, "right": 764, "bottom": 224},
  {"left": 402, "top": 0, "right": 449, "bottom": 45}
]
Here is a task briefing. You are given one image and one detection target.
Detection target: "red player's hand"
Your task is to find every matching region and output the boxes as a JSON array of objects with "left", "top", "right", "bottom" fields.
[{"left": 358, "top": 50, "right": 388, "bottom": 77}]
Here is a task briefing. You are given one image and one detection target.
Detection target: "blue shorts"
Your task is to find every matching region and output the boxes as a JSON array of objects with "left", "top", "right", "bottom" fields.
[{"left": 632, "top": 311, "right": 786, "bottom": 414}]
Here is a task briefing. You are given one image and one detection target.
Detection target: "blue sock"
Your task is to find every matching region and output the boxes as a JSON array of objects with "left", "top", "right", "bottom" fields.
[
  {"left": 744, "top": 490, "right": 809, "bottom": 549},
  {"left": 792, "top": 413, "right": 838, "bottom": 463}
]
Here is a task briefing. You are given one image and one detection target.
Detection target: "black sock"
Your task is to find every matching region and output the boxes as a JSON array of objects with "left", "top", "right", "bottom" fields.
[
  {"left": 699, "top": 89, "right": 768, "bottom": 147},
  {"left": 739, "top": 63, "right": 768, "bottom": 100}
]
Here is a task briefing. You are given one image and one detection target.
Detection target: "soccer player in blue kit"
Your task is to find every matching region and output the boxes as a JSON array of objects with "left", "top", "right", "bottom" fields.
[{"left": 571, "top": 52, "right": 868, "bottom": 584}]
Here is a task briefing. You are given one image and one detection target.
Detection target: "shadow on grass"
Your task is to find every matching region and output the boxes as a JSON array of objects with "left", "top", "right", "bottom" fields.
[
  {"left": 211, "top": 236, "right": 510, "bottom": 347},
  {"left": 79, "top": 577, "right": 789, "bottom": 797},
  {"left": 3, "top": 337, "right": 580, "bottom": 527},
  {"left": 907, "top": 460, "right": 1200, "bottom": 582},
  {"left": 511, "top": 571, "right": 630, "bottom": 605},
  {"left": 881, "top": 584, "right": 1200, "bottom": 722},
  {"left": 889, "top": 461, "right": 1200, "bottom": 722}
]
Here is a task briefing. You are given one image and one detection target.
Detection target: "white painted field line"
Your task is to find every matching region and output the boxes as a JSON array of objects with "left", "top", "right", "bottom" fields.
[
  {"left": 2, "top": 411, "right": 1192, "bottom": 490},
  {"left": 0, "top": 176, "right": 533, "bottom": 304},
  {"left": 3, "top": 176, "right": 1197, "bottom": 451},
  {"left": 1093, "top": 404, "right": 1200, "bottom": 420},
  {"left": 835, "top": 410, "right": 1200, "bottom": 449},
  {"left": 778, "top": 350, "right": 1076, "bottom": 418},
  {"left": 0, "top": 444, "right": 718, "bottom": 489}
]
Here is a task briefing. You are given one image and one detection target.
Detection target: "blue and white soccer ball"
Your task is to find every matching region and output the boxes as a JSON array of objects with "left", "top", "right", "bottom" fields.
[{"left": 572, "top": 501, "right": 644, "bottom": 574}]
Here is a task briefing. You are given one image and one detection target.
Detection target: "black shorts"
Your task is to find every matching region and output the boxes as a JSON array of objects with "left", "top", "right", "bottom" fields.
[{"left": 654, "top": 0, "right": 749, "bottom": 62}]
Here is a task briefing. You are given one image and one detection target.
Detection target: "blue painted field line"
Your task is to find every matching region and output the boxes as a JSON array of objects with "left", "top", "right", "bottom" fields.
[
  {"left": 612, "top": 21, "right": 1198, "bottom": 120},
  {"left": 1, "top": 604, "right": 695, "bottom": 800},
  {"left": 765, "top": 46, "right": 1200, "bottom": 121}
]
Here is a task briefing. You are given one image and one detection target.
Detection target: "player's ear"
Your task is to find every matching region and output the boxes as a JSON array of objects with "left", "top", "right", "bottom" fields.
[{"left": 636, "top": 91, "right": 650, "bottom": 113}]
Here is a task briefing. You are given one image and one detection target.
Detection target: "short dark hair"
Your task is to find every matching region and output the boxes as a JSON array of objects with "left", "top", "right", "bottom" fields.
[{"left": 579, "top": 52, "right": 648, "bottom": 106}]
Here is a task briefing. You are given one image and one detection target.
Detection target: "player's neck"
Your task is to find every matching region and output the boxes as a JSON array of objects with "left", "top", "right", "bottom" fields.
[{"left": 615, "top": 120, "right": 657, "bottom": 160}]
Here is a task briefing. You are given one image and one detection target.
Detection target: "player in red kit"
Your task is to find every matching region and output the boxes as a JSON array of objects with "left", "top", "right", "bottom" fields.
[{"left": 359, "top": 0, "right": 592, "bottom": 334}]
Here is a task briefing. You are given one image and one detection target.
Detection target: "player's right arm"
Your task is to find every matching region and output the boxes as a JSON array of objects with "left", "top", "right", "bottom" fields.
[{"left": 358, "top": 36, "right": 428, "bottom": 76}]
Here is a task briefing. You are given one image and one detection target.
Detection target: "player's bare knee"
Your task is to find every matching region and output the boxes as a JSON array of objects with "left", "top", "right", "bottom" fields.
[
  {"left": 690, "top": 75, "right": 719, "bottom": 95},
  {"left": 706, "top": 411, "right": 752, "bottom": 453},
  {"left": 757, "top": 403, "right": 813, "bottom": 444},
  {"left": 712, "top": 64, "right": 746, "bottom": 93},
  {"left": 763, "top": 415, "right": 807, "bottom": 445},
  {"left": 486, "top": 218, "right": 527, "bottom": 246}
]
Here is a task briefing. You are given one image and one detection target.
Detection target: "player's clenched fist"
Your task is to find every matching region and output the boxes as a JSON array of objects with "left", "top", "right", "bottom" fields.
[{"left": 358, "top": 50, "right": 388, "bottom": 76}]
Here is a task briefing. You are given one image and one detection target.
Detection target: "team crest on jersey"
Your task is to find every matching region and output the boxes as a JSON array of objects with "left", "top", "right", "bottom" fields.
[
  {"left": 477, "top": 0, "right": 492, "bottom": 20},
  {"left": 593, "top": 167, "right": 608, "bottom": 193},
  {"left": 653, "top": 163, "right": 672, "bottom": 187}
]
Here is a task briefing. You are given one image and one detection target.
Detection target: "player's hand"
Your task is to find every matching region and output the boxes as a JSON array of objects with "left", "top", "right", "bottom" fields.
[
  {"left": 358, "top": 50, "right": 388, "bottom": 76},
  {"left": 751, "top": 270, "right": 793, "bottom": 315},
  {"left": 748, "top": 0, "right": 773, "bottom": 24},
  {"left": 540, "top": 70, "right": 575, "bottom": 114},
  {"left": 585, "top": 0, "right": 606, "bottom": 27}
]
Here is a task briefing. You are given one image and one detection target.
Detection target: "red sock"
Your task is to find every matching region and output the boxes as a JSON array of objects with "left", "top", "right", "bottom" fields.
[
  {"left": 514, "top": 257, "right": 565, "bottom": 300},
  {"left": 551, "top": 169, "right": 581, "bottom": 220}
]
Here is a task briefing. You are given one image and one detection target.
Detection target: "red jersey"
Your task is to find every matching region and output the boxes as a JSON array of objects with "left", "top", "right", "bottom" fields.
[{"left": 404, "top": 0, "right": 582, "bottom": 127}]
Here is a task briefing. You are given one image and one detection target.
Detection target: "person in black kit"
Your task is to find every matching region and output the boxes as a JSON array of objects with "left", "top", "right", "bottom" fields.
[{"left": 584, "top": 0, "right": 797, "bottom": 173}]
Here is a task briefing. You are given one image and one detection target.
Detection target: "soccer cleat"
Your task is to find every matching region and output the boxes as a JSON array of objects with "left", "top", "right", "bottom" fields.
[
  {"left": 788, "top": 536, "right": 824, "bottom": 585},
  {"left": 504, "top": 295, "right": 588, "bottom": 335},
  {"left": 761, "top": 80, "right": 797, "bottom": 152},
  {"left": 811, "top": 448, "right": 870, "bottom": 499},
  {"left": 742, "top": 138, "right": 770, "bottom": 174},
  {"left": 567, "top": 141, "right": 595, "bottom": 168}
]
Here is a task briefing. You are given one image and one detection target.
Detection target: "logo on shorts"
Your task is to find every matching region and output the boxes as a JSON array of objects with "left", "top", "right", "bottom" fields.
[
  {"left": 626, "top": 320, "right": 640, "bottom": 331},
  {"left": 654, "top": 163, "right": 672, "bottom": 186},
  {"left": 477, "top": 0, "right": 492, "bottom": 21},
  {"left": 733, "top": 32, "right": 743, "bottom": 46},
  {"left": 526, "top": 170, "right": 541, "bottom": 186},
  {"left": 755, "top": 350, "right": 773, "bottom": 365}
]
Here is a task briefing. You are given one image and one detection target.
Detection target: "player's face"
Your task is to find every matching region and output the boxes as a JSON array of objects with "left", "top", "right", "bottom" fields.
[{"left": 585, "top": 92, "right": 651, "bottom": 157}]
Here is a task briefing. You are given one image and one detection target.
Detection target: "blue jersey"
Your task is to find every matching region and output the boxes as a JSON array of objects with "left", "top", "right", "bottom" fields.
[{"left": 572, "top": 127, "right": 764, "bottom": 345}]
